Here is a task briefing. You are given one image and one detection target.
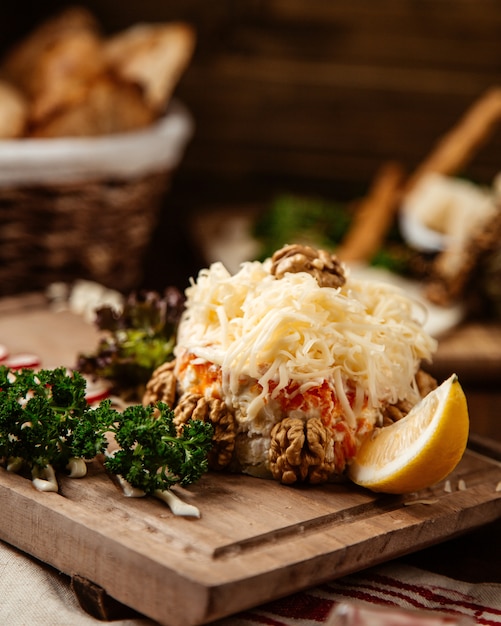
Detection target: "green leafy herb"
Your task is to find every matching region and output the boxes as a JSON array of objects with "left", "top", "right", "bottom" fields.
[
  {"left": 78, "top": 288, "right": 185, "bottom": 399},
  {"left": 104, "top": 402, "right": 213, "bottom": 493},
  {"left": 0, "top": 366, "right": 213, "bottom": 494},
  {"left": 0, "top": 366, "right": 105, "bottom": 472}
]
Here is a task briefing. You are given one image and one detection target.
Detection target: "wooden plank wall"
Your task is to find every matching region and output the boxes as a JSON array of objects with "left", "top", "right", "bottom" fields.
[
  {"left": 3, "top": 0, "right": 501, "bottom": 200},
  {"left": 168, "top": 0, "right": 501, "bottom": 199},
  {"left": 2, "top": 0, "right": 501, "bottom": 289}
]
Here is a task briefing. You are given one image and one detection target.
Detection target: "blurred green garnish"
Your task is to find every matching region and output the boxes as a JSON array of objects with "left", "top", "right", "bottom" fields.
[
  {"left": 253, "top": 194, "right": 351, "bottom": 261},
  {"left": 78, "top": 288, "right": 184, "bottom": 400},
  {"left": 253, "top": 193, "right": 415, "bottom": 275}
]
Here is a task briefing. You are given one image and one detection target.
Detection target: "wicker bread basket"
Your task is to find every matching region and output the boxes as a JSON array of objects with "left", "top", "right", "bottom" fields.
[{"left": 0, "top": 100, "right": 193, "bottom": 296}]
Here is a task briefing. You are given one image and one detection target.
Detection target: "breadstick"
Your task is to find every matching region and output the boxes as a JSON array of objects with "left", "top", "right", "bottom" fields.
[
  {"left": 0, "top": 81, "right": 28, "bottom": 138},
  {"left": 336, "top": 161, "right": 405, "bottom": 263},
  {"left": 104, "top": 22, "right": 196, "bottom": 114},
  {"left": 406, "top": 86, "right": 501, "bottom": 191}
]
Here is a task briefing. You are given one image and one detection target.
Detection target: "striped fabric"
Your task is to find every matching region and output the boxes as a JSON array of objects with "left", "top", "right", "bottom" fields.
[{"left": 215, "top": 564, "right": 501, "bottom": 626}]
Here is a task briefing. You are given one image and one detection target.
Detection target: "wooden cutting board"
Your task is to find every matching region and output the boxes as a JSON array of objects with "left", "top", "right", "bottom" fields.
[
  {"left": 0, "top": 449, "right": 500, "bottom": 625},
  {"left": 0, "top": 292, "right": 500, "bottom": 624}
]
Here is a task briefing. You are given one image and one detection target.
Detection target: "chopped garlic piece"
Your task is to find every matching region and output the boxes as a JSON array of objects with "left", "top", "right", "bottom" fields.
[
  {"left": 32, "top": 465, "right": 58, "bottom": 492},
  {"left": 116, "top": 475, "right": 146, "bottom": 498},
  {"left": 66, "top": 457, "right": 87, "bottom": 478},
  {"left": 6, "top": 456, "right": 24, "bottom": 473},
  {"left": 115, "top": 475, "right": 201, "bottom": 517},
  {"left": 155, "top": 489, "right": 200, "bottom": 518}
]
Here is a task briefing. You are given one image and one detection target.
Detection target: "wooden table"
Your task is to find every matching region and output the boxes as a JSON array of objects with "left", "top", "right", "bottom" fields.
[{"left": 0, "top": 292, "right": 500, "bottom": 625}]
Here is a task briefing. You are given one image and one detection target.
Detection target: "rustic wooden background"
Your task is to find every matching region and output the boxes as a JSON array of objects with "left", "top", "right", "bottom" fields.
[
  {"left": 2, "top": 0, "right": 501, "bottom": 288},
  {"left": 1, "top": 1, "right": 501, "bottom": 442}
]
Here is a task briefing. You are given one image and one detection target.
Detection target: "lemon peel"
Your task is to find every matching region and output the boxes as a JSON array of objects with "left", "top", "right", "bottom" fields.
[{"left": 348, "top": 373, "right": 469, "bottom": 494}]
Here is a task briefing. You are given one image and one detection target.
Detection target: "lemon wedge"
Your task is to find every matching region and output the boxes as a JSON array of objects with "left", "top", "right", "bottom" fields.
[{"left": 348, "top": 373, "right": 469, "bottom": 494}]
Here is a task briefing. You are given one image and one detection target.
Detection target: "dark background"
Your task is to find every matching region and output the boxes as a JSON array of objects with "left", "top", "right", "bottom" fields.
[{"left": 2, "top": 0, "right": 501, "bottom": 290}]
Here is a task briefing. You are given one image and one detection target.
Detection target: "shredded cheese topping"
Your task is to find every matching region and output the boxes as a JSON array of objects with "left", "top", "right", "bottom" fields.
[{"left": 175, "top": 260, "right": 437, "bottom": 425}]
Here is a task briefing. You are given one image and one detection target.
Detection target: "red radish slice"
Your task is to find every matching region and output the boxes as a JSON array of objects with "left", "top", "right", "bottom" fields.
[
  {"left": 0, "top": 344, "right": 8, "bottom": 362},
  {"left": 5, "top": 353, "right": 41, "bottom": 369},
  {"left": 83, "top": 376, "right": 111, "bottom": 404}
]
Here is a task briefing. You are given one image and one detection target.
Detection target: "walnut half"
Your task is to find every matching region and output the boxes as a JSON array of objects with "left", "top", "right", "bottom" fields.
[
  {"left": 173, "top": 392, "right": 236, "bottom": 471},
  {"left": 270, "top": 244, "right": 346, "bottom": 289},
  {"left": 269, "top": 416, "right": 337, "bottom": 484},
  {"left": 142, "top": 360, "right": 177, "bottom": 407},
  {"left": 382, "top": 369, "right": 438, "bottom": 425}
]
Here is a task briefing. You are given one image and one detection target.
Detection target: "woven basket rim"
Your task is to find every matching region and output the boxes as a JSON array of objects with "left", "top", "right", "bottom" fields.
[{"left": 0, "top": 99, "right": 193, "bottom": 186}]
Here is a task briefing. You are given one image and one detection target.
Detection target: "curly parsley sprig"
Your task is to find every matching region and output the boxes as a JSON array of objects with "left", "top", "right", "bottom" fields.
[
  {"left": 104, "top": 402, "right": 213, "bottom": 493},
  {"left": 0, "top": 366, "right": 105, "bottom": 474},
  {"left": 0, "top": 366, "right": 213, "bottom": 497}
]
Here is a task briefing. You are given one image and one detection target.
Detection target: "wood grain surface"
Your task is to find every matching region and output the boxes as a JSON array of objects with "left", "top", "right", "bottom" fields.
[{"left": 0, "top": 449, "right": 500, "bottom": 626}]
